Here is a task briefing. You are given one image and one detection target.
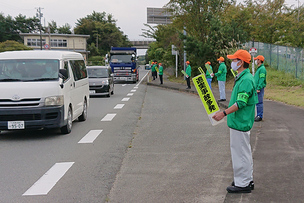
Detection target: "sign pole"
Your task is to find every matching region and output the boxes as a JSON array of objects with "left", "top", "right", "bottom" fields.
[{"left": 249, "top": 47, "right": 257, "bottom": 76}]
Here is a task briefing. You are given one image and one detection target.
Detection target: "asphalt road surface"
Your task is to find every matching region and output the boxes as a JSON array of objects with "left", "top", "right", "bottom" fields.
[{"left": 0, "top": 68, "right": 150, "bottom": 203}]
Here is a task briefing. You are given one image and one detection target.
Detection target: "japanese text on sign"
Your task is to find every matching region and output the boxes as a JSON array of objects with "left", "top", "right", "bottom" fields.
[{"left": 193, "top": 74, "right": 223, "bottom": 126}]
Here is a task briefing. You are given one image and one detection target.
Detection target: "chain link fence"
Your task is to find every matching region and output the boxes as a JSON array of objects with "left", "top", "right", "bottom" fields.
[{"left": 244, "top": 41, "right": 304, "bottom": 80}]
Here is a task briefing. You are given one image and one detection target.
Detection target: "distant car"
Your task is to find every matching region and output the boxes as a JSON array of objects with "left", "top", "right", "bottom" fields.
[
  {"left": 145, "top": 64, "right": 151, "bottom": 70},
  {"left": 87, "top": 66, "right": 114, "bottom": 97}
]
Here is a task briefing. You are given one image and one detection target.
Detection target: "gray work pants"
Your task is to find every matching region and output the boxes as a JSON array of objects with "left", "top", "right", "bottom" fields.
[
  {"left": 218, "top": 80, "right": 226, "bottom": 100},
  {"left": 230, "top": 128, "right": 253, "bottom": 187}
]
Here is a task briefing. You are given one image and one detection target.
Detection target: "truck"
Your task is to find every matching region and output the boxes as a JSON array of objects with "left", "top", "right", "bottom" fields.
[{"left": 109, "top": 47, "right": 138, "bottom": 83}]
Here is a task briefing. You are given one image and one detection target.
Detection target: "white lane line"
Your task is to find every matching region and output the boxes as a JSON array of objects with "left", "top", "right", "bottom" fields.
[
  {"left": 121, "top": 97, "right": 130, "bottom": 101},
  {"left": 114, "top": 104, "right": 125, "bottom": 109},
  {"left": 131, "top": 89, "right": 136, "bottom": 92},
  {"left": 101, "top": 113, "right": 116, "bottom": 121},
  {"left": 23, "top": 162, "right": 74, "bottom": 196},
  {"left": 122, "top": 84, "right": 127, "bottom": 87},
  {"left": 134, "top": 87, "right": 138, "bottom": 89},
  {"left": 136, "top": 71, "right": 150, "bottom": 87},
  {"left": 78, "top": 130, "right": 103, "bottom": 143},
  {"left": 127, "top": 93, "right": 133, "bottom": 96}
]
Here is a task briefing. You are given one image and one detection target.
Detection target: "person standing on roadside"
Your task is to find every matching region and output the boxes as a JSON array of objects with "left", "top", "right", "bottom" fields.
[
  {"left": 253, "top": 55, "right": 267, "bottom": 122},
  {"left": 211, "top": 57, "right": 227, "bottom": 101},
  {"left": 185, "top": 61, "right": 192, "bottom": 89},
  {"left": 205, "top": 61, "right": 213, "bottom": 90},
  {"left": 212, "top": 49, "right": 258, "bottom": 194},
  {"left": 155, "top": 61, "right": 158, "bottom": 79},
  {"left": 151, "top": 61, "right": 156, "bottom": 80},
  {"left": 158, "top": 63, "right": 163, "bottom": 84}
]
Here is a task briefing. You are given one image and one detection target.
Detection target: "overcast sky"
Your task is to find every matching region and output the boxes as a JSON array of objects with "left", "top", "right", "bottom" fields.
[{"left": 0, "top": 0, "right": 168, "bottom": 41}]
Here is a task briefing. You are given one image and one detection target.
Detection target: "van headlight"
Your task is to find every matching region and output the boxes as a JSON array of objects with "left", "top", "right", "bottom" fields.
[
  {"left": 45, "top": 96, "right": 64, "bottom": 106},
  {"left": 102, "top": 80, "right": 109, "bottom": 85}
]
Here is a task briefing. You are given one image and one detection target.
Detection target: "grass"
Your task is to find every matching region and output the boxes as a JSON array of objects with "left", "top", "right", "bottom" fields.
[{"left": 167, "top": 67, "right": 304, "bottom": 108}]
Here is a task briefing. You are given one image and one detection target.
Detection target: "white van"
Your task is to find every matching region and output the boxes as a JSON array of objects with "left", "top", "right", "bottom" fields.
[{"left": 0, "top": 50, "right": 89, "bottom": 134}]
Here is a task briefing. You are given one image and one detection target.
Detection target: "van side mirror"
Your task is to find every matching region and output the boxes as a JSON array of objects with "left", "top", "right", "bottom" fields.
[{"left": 59, "top": 69, "right": 68, "bottom": 79}]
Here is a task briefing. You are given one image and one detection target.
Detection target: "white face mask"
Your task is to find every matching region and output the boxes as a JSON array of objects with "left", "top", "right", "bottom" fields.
[
  {"left": 254, "top": 60, "right": 258, "bottom": 65},
  {"left": 231, "top": 60, "right": 241, "bottom": 71}
]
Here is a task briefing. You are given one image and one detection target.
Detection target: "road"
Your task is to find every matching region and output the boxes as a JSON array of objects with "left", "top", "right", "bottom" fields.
[
  {"left": 0, "top": 67, "right": 233, "bottom": 203},
  {"left": 0, "top": 68, "right": 150, "bottom": 203}
]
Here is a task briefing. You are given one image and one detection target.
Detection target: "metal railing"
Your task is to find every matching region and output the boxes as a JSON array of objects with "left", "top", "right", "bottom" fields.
[{"left": 244, "top": 41, "right": 304, "bottom": 80}]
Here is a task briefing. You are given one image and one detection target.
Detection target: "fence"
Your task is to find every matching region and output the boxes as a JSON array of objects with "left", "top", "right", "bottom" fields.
[{"left": 244, "top": 41, "right": 304, "bottom": 80}]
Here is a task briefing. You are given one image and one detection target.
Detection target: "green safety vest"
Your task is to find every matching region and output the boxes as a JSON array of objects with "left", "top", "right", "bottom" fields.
[
  {"left": 215, "top": 63, "right": 227, "bottom": 81},
  {"left": 186, "top": 65, "right": 191, "bottom": 77},
  {"left": 254, "top": 64, "right": 267, "bottom": 90},
  {"left": 159, "top": 66, "right": 163, "bottom": 75},
  {"left": 227, "top": 69, "right": 258, "bottom": 132}
]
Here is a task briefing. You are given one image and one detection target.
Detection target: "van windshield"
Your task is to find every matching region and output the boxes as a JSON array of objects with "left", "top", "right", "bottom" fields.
[{"left": 0, "top": 59, "right": 59, "bottom": 82}]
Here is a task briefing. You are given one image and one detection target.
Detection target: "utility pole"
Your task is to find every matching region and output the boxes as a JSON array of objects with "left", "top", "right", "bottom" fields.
[{"left": 36, "top": 7, "right": 44, "bottom": 50}]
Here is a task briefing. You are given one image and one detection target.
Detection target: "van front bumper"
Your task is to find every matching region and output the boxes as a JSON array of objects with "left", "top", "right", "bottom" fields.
[{"left": 0, "top": 106, "right": 65, "bottom": 130}]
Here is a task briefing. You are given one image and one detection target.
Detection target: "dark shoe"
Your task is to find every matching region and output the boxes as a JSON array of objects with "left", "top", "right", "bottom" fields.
[
  {"left": 232, "top": 181, "right": 254, "bottom": 190},
  {"left": 186, "top": 87, "right": 191, "bottom": 89},
  {"left": 218, "top": 99, "right": 226, "bottom": 102},
  {"left": 254, "top": 116, "right": 262, "bottom": 122},
  {"left": 226, "top": 185, "right": 251, "bottom": 193}
]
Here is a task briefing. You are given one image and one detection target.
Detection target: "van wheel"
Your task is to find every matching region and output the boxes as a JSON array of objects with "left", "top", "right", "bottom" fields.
[
  {"left": 61, "top": 107, "right": 72, "bottom": 134},
  {"left": 78, "top": 100, "right": 87, "bottom": 121}
]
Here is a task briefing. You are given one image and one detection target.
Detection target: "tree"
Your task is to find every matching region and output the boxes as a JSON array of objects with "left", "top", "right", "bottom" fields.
[
  {"left": 0, "top": 13, "right": 40, "bottom": 43},
  {"left": 0, "top": 40, "right": 32, "bottom": 52},
  {"left": 74, "top": 11, "right": 131, "bottom": 56}
]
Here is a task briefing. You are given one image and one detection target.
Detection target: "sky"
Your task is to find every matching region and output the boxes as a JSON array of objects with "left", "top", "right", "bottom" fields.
[
  {"left": 0, "top": 0, "right": 168, "bottom": 40},
  {"left": 0, "top": 0, "right": 301, "bottom": 55}
]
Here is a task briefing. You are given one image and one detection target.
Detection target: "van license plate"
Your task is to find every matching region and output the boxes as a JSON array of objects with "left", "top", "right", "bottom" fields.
[
  {"left": 8, "top": 121, "right": 25, "bottom": 129},
  {"left": 120, "top": 77, "right": 127, "bottom": 80},
  {"left": 89, "top": 90, "right": 96, "bottom": 94}
]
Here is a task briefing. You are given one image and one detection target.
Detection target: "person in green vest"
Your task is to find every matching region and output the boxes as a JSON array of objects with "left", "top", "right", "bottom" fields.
[
  {"left": 213, "top": 49, "right": 258, "bottom": 194},
  {"left": 158, "top": 62, "right": 163, "bottom": 84},
  {"left": 253, "top": 55, "right": 267, "bottom": 122},
  {"left": 205, "top": 61, "right": 213, "bottom": 90},
  {"left": 151, "top": 61, "right": 156, "bottom": 80},
  {"left": 211, "top": 57, "right": 227, "bottom": 101},
  {"left": 185, "top": 61, "right": 191, "bottom": 89}
]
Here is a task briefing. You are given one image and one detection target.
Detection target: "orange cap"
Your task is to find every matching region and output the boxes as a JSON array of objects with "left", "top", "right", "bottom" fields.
[
  {"left": 159, "top": 63, "right": 162, "bottom": 65},
  {"left": 205, "top": 61, "right": 211, "bottom": 65},
  {"left": 186, "top": 61, "right": 190, "bottom": 64},
  {"left": 151, "top": 62, "right": 154, "bottom": 64},
  {"left": 254, "top": 55, "right": 264, "bottom": 62},
  {"left": 217, "top": 57, "right": 225, "bottom": 61},
  {"left": 227, "top": 49, "right": 251, "bottom": 64}
]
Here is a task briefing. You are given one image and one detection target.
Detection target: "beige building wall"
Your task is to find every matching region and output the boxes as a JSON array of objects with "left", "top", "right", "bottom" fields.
[{"left": 20, "top": 33, "right": 90, "bottom": 61}]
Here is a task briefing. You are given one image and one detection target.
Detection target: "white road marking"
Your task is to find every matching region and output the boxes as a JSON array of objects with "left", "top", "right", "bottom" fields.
[
  {"left": 136, "top": 71, "right": 150, "bottom": 87},
  {"left": 131, "top": 89, "right": 136, "bottom": 92},
  {"left": 114, "top": 104, "right": 125, "bottom": 109},
  {"left": 134, "top": 87, "right": 138, "bottom": 89},
  {"left": 78, "top": 130, "right": 103, "bottom": 143},
  {"left": 121, "top": 97, "right": 130, "bottom": 101},
  {"left": 23, "top": 162, "right": 74, "bottom": 196},
  {"left": 122, "top": 84, "right": 127, "bottom": 86},
  {"left": 127, "top": 93, "right": 133, "bottom": 96},
  {"left": 101, "top": 113, "right": 116, "bottom": 121}
]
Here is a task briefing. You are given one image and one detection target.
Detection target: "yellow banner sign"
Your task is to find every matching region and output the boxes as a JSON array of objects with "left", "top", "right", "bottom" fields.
[{"left": 193, "top": 74, "right": 224, "bottom": 126}]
